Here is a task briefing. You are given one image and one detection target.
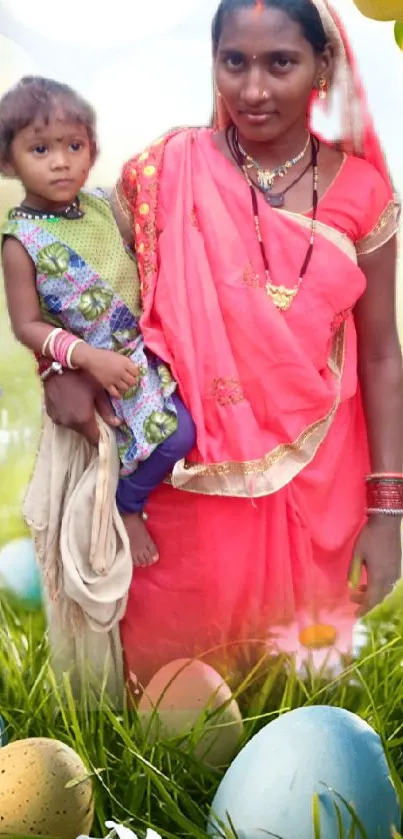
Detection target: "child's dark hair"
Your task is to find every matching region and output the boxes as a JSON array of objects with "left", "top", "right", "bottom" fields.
[
  {"left": 0, "top": 76, "right": 97, "bottom": 170},
  {"left": 212, "top": 0, "right": 327, "bottom": 55}
]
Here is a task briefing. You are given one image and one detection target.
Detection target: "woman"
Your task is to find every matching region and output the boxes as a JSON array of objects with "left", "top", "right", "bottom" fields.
[{"left": 38, "top": 0, "right": 403, "bottom": 686}]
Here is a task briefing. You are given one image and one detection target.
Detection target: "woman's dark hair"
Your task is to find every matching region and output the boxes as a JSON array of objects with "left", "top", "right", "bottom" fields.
[
  {"left": 212, "top": 0, "right": 327, "bottom": 54},
  {"left": 0, "top": 76, "right": 98, "bottom": 168}
]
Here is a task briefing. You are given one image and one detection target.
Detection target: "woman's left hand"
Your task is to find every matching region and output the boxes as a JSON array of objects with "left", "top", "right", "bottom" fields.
[{"left": 350, "top": 517, "right": 401, "bottom": 615}]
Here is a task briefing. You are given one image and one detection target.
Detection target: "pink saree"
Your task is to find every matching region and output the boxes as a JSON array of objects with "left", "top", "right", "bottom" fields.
[{"left": 118, "top": 2, "right": 398, "bottom": 685}]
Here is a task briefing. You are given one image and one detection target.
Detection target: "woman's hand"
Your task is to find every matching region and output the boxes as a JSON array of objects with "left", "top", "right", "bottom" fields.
[
  {"left": 350, "top": 516, "right": 401, "bottom": 615},
  {"left": 43, "top": 369, "right": 121, "bottom": 446}
]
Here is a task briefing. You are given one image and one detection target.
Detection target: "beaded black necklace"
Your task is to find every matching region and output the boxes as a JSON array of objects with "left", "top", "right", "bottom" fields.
[
  {"left": 226, "top": 126, "right": 319, "bottom": 312},
  {"left": 9, "top": 197, "right": 83, "bottom": 222}
]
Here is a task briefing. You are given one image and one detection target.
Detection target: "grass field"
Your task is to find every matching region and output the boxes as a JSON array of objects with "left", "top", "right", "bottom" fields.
[{"left": 1, "top": 592, "right": 403, "bottom": 839}]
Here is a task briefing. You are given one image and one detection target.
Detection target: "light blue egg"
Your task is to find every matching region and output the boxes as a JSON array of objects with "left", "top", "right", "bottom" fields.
[
  {"left": 208, "top": 706, "right": 400, "bottom": 839},
  {"left": 0, "top": 538, "right": 42, "bottom": 607}
]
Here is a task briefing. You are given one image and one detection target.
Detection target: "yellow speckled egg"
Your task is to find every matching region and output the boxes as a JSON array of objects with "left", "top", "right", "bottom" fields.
[
  {"left": 0, "top": 737, "right": 94, "bottom": 839},
  {"left": 351, "top": 0, "right": 402, "bottom": 20}
]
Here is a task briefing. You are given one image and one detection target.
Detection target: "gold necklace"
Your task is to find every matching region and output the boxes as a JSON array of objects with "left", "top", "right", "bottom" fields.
[{"left": 237, "top": 131, "right": 310, "bottom": 193}]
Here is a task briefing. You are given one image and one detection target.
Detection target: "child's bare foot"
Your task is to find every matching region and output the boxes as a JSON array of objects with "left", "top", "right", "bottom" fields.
[{"left": 122, "top": 512, "right": 159, "bottom": 567}]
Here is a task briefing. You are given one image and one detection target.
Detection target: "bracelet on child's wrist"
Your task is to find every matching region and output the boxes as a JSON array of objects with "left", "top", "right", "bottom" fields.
[{"left": 39, "top": 360, "right": 64, "bottom": 382}]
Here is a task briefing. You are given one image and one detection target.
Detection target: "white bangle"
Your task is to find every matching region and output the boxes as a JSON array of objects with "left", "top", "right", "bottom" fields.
[
  {"left": 42, "top": 327, "right": 62, "bottom": 358},
  {"left": 66, "top": 338, "right": 85, "bottom": 369}
]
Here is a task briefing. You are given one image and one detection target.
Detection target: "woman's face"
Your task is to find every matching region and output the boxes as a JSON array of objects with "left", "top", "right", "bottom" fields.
[{"left": 214, "top": 5, "right": 330, "bottom": 142}]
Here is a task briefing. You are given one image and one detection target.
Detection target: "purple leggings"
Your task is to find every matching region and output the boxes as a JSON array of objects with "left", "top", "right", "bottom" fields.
[{"left": 116, "top": 394, "right": 196, "bottom": 515}]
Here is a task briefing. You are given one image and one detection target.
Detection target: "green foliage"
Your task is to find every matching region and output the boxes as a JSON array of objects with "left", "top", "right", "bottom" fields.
[{"left": 0, "top": 595, "right": 403, "bottom": 839}]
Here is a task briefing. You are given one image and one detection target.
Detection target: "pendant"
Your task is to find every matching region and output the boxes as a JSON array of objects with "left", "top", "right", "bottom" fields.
[
  {"left": 265, "top": 281, "right": 298, "bottom": 311},
  {"left": 257, "top": 170, "right": 275, "bottom": 191},
  {"left": 265, "top": 191, "right": 284, "bottom": 208}
]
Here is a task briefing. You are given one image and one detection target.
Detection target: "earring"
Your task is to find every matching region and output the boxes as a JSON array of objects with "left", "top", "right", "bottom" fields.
[{"left": 318, "top": 77, "right": 327, "bottom": 100}]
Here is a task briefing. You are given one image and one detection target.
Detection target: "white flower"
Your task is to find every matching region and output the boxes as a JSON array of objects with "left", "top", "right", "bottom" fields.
[
  {"left": 105, "top": 823, "right": 139, "bottom": 839},
  {"left": 77, "top": 822, "right": 162, "bottom": 839}
]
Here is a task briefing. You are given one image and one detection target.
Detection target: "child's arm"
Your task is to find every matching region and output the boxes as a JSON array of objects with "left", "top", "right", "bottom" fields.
[
  {"left": 2, "top": 236, "right": 57, "bottom": 354},
  {"left": 2, "top": 237, "right": 139, "bottom": 399}
]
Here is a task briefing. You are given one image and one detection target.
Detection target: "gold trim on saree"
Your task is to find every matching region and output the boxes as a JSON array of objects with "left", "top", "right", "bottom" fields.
[
  {"left": 168, "top": 322, "right": 346, "bottom": 498},
  {"left": 276, "top": 210, "right": 357, "bottom": 264},
  {"left": 356, "top": 199, "right": 399, "bottom": 256}
]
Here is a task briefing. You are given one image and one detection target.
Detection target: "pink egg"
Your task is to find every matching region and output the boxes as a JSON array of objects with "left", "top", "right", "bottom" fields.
[{"left": 138, "top": 658, "right": 243, "bottom": 767}]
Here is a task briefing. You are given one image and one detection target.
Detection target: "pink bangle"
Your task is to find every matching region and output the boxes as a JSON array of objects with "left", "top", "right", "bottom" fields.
[
  {"left": 52, "top": 330, "right": 85, "bottom": 368},
  {"left": 42, "top": 327, "right": 62, "bottom": 358}
]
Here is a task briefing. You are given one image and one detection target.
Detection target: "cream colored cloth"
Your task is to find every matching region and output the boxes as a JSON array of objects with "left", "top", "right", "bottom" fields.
[{"left": 23, "top": 413, "right": 133, "bottom": 705}]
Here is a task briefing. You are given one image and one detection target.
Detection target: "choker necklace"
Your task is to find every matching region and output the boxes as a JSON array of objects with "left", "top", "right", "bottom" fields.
[
  {"left": 236, "top": 129, "right": 310, "bottom": 194},
  {"left": 244, "top": 156, "right": 312, "bottom": 209},
  {"left": 226, "top": 125, "right": 319, "bottom": 312},
  {"left": 9, "top": 197, "right": 83, "bottom": 222}
]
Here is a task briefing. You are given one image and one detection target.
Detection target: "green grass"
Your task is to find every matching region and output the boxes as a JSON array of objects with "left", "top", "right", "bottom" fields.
[{"left": 1, "top": 594, "right": 403, "bottom": 839}]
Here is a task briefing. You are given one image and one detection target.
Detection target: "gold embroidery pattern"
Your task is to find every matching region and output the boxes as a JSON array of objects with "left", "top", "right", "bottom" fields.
[
  {"left": 179, "top": 323, "right": 346, "bottom": 479},
  {"left": 330, "top": 307, "right": 352, "bottom": 333},
  {"left": 332, "top": 320, "right": 346, "bottom": 371},
  {"left": 211, "top": 377, "right": 245, "bottom": 407},
  {"left": 242, "top": 263, "right": 260, "bottom": 288},
  {"left": 356, "top": 200, "right": 398, "bottom": 256},
  {"left": 190, "top": 209, "right": 200, "bottom": 230},
  {"left": 122, "top": 129, "right": 184, "bottom": 305},
  {"left": 143, "top": 220, "right": 156, "bottom": 239}
]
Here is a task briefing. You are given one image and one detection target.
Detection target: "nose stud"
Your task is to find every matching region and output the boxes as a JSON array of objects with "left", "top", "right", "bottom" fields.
[{"left": 261, "top": 91, "right": 268, "bottom": 99}]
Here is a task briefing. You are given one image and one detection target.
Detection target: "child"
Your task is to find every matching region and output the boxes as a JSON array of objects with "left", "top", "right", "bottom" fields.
[{"left": 0, "top": 76, "right": 196, "bottom": 568}]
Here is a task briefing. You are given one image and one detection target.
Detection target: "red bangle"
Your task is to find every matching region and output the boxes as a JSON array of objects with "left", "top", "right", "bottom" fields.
[
  {"left": 35, "top": 353, "right": 52, "bottom": 377},
  {"left": 366, "top": 475, "right": 403, "bottom": 513}
]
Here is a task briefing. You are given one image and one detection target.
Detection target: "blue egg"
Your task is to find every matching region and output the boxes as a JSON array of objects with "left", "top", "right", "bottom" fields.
[
  {"left": 208, "top": 706, "right": 400, "bottom": 839},
  {"left": 0, "top": 538, "right": 42, "bottom": 607}
]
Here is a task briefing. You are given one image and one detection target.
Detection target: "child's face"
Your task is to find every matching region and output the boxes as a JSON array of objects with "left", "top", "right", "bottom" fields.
[{"left": 9, "top": 109, "right": 93, "bottom": 208}]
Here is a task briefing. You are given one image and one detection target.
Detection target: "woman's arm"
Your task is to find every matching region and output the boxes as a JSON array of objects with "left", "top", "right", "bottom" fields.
[
  {"left": 355, "top": 236, "right": 403, "bottom": 474},
  {"left": 354, "top": 235, "right": 403, "bottom": 612}
]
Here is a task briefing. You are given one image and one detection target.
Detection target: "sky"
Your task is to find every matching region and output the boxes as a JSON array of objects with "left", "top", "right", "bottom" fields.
[{"left": 0, "top": 0, "right": 402, "bottom": 188}]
